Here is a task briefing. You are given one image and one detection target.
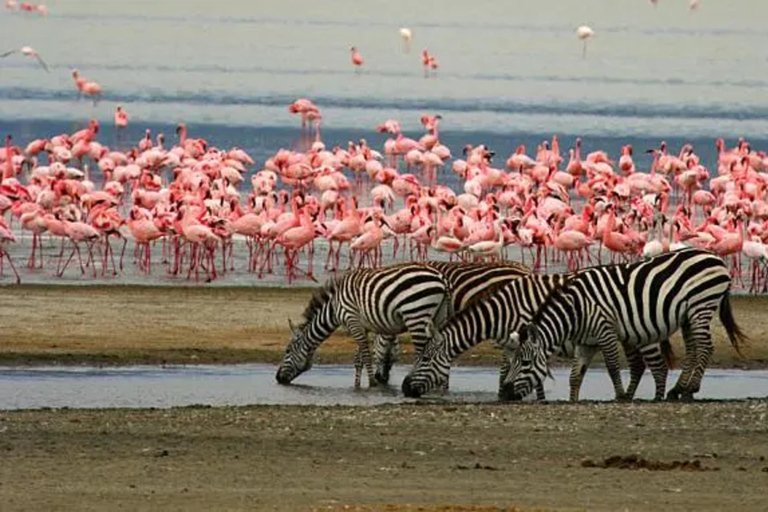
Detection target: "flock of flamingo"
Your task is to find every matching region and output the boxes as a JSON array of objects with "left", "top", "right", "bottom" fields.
[
  {"left": 2, "top": 0, "right": 757, "bottom": 291},
  {"left": 0, "top": 97, "right": 766, "bottom": 291}
]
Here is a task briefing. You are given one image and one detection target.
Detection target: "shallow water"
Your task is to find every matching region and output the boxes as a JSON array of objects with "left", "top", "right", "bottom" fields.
[
  {"left": 3, "top": 0, "right": 768, "bottom": 137},
  {"left": 1, "top": 364, "right": 766, "bottom": 410}
]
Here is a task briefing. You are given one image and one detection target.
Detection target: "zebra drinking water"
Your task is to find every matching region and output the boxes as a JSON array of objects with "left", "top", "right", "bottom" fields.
[
  {"left": 501, "top": 248, "right": 747, "bottom": 402},
  {"left": 400, "top": 266, "right": 678, "bottom": 400},
  {"left": 276, "top": 263, "right": 452, "bottom": 388},
  {"left": 276, "top": 261, "right": 531, "bottom": 388},
  {"left": 401, "top": 272, "right": 574, "bottom": 398},
  {"left": 371, "top": 260, "right": 532, "bottom": 385}
]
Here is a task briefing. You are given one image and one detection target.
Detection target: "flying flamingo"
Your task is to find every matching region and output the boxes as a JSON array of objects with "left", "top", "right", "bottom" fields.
[
  {"left": 350, "top": 46, "right": 364, "bottom": 72},
  {"left": 576, "top": 25, "right": 595, "bottom": 59},
  {"left": 0, "top": 45, "right": 49, "bottom": 72}
]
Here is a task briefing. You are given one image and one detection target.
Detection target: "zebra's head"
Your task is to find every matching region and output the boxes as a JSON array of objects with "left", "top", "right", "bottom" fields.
[
  {"left": 401, "top": 321, "right": 450, "bottom": 398},
  {"left": 276, "top": 319, "right": 315, "bottom": 385},
  {"left": 499, "top": 323, "right": 548, "bottom": 401}
]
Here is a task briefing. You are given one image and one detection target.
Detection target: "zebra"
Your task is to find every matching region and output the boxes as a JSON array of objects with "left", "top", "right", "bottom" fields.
[
  {"left": 400, "top": 268, "right": 677, "bottom": 400},
  {"left": 500, "top": 248, "right": 747, "bottom": 402},
  {"left": 371, "top": 260, "right": 533, "bottom": 385},
  {"left": 401, "top": 272, "right": 575, "bottom": 398},
  {"left": 276, "top": 263, "right": 452, "bottom": 388}
]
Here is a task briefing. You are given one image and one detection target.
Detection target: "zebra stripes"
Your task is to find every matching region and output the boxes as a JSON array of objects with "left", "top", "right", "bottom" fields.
[
  {"left": 276, "top": 264, "right": 451, "bottom": 388},
  {"left": 371, "top": 260, "right": 533, "bottom": 384},
  {"left": 501, "top": 248, "right": 746, "bottom": 402},
  {"left": 401, "top": 272, "right": 573, "bottom": 398}
]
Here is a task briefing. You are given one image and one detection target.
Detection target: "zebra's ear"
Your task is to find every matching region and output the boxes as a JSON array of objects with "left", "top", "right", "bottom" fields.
[{"left": 288, "top": 318, "right": 297, "bottom": 334}]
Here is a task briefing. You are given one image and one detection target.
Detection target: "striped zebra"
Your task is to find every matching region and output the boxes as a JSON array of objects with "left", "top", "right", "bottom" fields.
[
  {"left": 500, "top": 248, "right": 747, "bottom": 402},
  {"left": 401, "top": 272, "right": 575, "bottom": 398},
  {"left": 371, "top": 260, "right": 533, "bottom": 385},
  {"left": 276, "top": 264, "right": 452, "bottom": 388}
]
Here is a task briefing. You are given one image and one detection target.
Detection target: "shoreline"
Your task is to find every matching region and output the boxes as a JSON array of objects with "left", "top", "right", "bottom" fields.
[{"left": 0, "top": 284, "right": 765, "bottom": 369}]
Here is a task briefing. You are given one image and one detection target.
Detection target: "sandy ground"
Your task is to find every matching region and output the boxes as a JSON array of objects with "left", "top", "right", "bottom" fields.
[
  {"left": 2, "top": 287, "right": 768, "bottom": 511},
  {"left": 0, "top": 285, "right": 767, "bottom": 368},
  {"left": 1, "top": 401, "right": 768, "bottom": 511}
]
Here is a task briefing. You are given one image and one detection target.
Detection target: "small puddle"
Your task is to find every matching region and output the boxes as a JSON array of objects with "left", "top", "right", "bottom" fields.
[{"left": 1, "top": 365, "right": 767, "bottom": 410}]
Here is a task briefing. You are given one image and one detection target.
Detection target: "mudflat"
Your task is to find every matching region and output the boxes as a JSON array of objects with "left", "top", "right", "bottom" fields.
[
  {"left": 0, "top": 285, "right": 766, "bottom": 368},
  {"left": 1, "top": 401, "right": 767, "bottom": 511}
]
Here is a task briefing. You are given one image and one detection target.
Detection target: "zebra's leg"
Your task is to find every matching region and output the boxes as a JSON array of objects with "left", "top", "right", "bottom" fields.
[
  {"left": 623, "top": 343, "right": 646, "bottom": 400},
  {"left": 353, "top": 343, "right": 362, "bottom": 389},
  {"left": 675, "top": 309, "right": 716, "bottom": 401},
  {"left": 498, "top": 355, "right": 511, "bottom": 394},
  {"left": 598, "top": 333, "right": 628, "bottom": 401},
  {"left": 667, "top": 319, "right": 699, "bottom": 401},
  {"left": 569, "top": 344, "right": 598, "bottom": 401},
  {"left": 347, "top": 324, "right": 378, "bottom": 388},
  {"left": 373, "top": 334, "right": 399, "bottom": 385},
  {"left": 639, "top": 341, "right": 670, "bottom": 401}
]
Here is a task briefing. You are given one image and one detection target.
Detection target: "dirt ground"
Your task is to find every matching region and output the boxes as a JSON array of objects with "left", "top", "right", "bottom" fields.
[
  {"left": 1, "top": 400, "right": 767, "bottom": 511},
  {"left": 2, "top": 286, "right": 768, "bottom": 511},
  {"left": 0, "top": 285, "right": 767, "bottom": 368}
]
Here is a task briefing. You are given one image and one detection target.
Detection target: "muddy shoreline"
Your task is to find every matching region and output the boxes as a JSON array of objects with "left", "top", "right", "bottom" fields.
[{"left": 0, "top": 285, "right": 766, "bottom": 369}]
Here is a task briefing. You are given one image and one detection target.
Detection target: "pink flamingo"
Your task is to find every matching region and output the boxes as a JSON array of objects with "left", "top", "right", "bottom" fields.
[
  {"left": 59, "top": 219, "right": 101, "bottom": 277},
  {"left": 603, "top": 206, "right": 637, "bottom": 262},
  {"left": 278, "top": 207, "right": 317, "bottom": 282},
  {"left": 0, "top": 218, "right": 20, "bottom": 283},
  {"left": 350, "top": 46, "right": 364, "bottom": 72},
  {"left": 71, "top": 69, "right": 102, "bottom": 105},
  {"left": 350, "top": 211, "right": 388, "bottom": 267},
  {"left": 114, "top": 106, "right": 129, "bottom": 130}
]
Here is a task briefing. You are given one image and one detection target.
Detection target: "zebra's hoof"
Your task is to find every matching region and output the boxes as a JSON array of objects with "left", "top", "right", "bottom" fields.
[{"left": 666, "top": 388, "right": 681, "bottom": 401}]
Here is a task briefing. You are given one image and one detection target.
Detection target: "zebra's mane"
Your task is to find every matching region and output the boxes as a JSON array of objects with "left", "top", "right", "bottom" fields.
[{"left": 299, "top": 277, "right": 339, "bottom": 328}]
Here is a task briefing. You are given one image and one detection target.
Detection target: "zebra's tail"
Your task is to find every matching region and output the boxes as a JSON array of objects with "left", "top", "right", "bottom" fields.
[
  {"left": 719, "top": 290, "right": 748, "bottom": 357},
  {"left": 660, "top": 339, "right": 676, "bottom": 369}
]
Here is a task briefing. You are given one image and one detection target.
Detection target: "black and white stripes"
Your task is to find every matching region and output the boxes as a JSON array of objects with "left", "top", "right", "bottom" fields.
[
  {"left": 500, "top": 248, "right": 746, "bottom": 402},
  {"left": 401, "top": 272, "right": 573, "bottom": 398},
  {"left": 276, "top": 264, "right": 451, "bottom": 388},
  {"left": 371, "top": 260, "right": 532, "bottom": 384}
]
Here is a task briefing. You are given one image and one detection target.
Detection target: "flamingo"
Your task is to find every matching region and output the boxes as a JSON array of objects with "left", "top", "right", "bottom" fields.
[
  {"left": 399, "top": 27, "right": 412, "bottom": 53},
  {"left": 576, "top": 25, "right": 595, "bottom": 59},
  {"left": 114, "top": 106, "right": 129, "bottom": 130},
  {"left": 350, "top": 46, "right": 364, "bottom": 72},
  {"left": 0, "top": 46, "right": 49, "bottom": 72},
  {"left": 0, "top": 218, "right": 20, "bottom": 283},
  {"left": 71, "top": 69, "right": 103, "bottom": 105}
]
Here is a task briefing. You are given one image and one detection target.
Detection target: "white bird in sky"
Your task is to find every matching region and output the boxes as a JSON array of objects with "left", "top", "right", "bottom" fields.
[
  {"left": 576, "top": 26, "right": 595, "bottom": 59},
  {"left": 0, "top": 45, "right": 49, "bottom": 72}
]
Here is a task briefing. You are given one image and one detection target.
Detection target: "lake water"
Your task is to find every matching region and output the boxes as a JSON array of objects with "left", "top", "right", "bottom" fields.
[
  {"left": 2, "top": 0, "right": 768, "bottom": 169},
  {"left": 1, "top": 364, "right": 767, "bottom": 409}
]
